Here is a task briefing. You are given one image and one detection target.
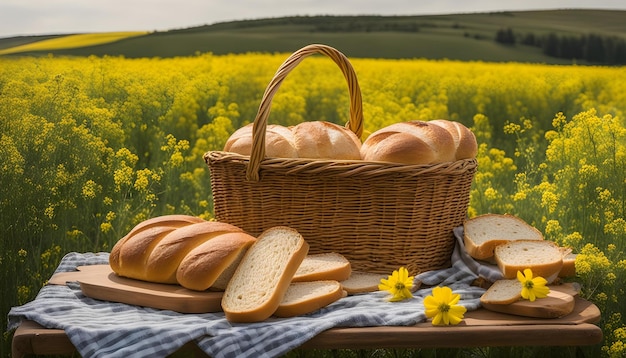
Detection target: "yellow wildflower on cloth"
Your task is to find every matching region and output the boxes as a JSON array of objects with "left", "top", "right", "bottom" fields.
[
  {"left": 424, "top": 286, "right": 467, "bottom": 325},
  {"left": 517, "top": 268, "right": 550, "bottom": 301},
  {"left": 378, "top": 267, "right": 414, "bottom": 301}
]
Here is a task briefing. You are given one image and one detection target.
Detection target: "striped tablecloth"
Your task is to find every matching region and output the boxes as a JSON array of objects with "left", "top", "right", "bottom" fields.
[{"left": 8, "top": 227, "right": 497, "bottom": 358}]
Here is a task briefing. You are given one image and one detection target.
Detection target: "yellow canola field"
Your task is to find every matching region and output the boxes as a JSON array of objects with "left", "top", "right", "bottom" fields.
[
  {"left": 1, "top": 53, "right": 626, "bottom": 357},
  {"left": 0, "top": 31, "right": 148, "bottom": 55}
]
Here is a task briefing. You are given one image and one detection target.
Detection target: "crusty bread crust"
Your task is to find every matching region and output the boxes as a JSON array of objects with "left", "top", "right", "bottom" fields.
[
  {"left": 144, "top": 221, "right": 245, "bottom": 284},
  {"left": 292, "top": 252, "right": 352, "bottom": 282},
  {"left": 340, "top": 271, "right": 386, "bottom": 294},
  {"left": 109, "top": 217, "right": 253, "bottom": 289},
  {"left": 292, "top": 121, "right": 361, "bottom": 160},
  {"left": 224, "top": 121, "right": 361, "bottom": 160},
  {"left": 109, "top": 215, "right": 206, "bottom": 273},
  {"left": 463, "top": 214, "right": 544, "bottom": 260},
  {"left": 494, "top": 240, "right": 563, "bottom": 280},
  {"left": 176, "top": 232, "right": 256, "bottom": 291},
  {"left": 274, "top": 280, "right": 345, "bottom": 317},
  {"left": 429, "top": 119, "right": 478, "bottom": 160},
  {"left": 360, "top": 121, "right": 456, "bottom": 164},
  {"left": 224, "top": 123, "right": 299, "bottom": 158}
]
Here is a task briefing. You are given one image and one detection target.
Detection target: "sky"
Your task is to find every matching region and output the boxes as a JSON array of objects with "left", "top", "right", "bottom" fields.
[{"left": 2, "top": 0, "right": 626, "bottom": 39}]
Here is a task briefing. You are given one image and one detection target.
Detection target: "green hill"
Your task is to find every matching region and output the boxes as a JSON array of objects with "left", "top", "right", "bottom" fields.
[{"left": 1, "top": 9, "right": 626, "bottom": 63}]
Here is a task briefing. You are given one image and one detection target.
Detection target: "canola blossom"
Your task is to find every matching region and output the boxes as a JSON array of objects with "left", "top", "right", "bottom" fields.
[{"left": 424, "top": 286, "right": 467, "bottom": 326}]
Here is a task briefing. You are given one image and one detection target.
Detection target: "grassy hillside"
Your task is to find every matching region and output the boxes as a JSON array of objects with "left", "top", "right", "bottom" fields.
[{"left": 1, "top": 9, "right": 625, "bottom": 62}]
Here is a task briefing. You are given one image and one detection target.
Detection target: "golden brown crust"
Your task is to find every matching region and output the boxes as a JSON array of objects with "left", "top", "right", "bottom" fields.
[
  {"left": 274, "top": 281, "right": 345, "bottom": 317},
  {"left": 224, "top": 121, "right": 361, "bottom": 160},
  {"left": 224, "top": 124, "right": 298, "bottom": 158},
  {"left": 176, "top": 232, "right": 256, "bottom": 291},
  {"left": 494, "top": 240, "right": 563, "bottom": 280},
  {"left": 109, "top": 215, "right": 206, "bottom": 274},
  {"left": 222, "top": 226, "right": 310, "bottom": 323},
  {"left": 360, "top": 121, "right": 457, "bottom": 164},
  {"left": 145, "top": 221, "right": 244, "bottom": 283},
  {"left": 429, "top": 119, "right": 478, "bottom": 160}
]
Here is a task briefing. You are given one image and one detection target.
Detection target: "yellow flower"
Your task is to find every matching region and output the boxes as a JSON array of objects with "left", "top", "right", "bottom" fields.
[
  {"left": 379, "top": 267, "right": 414, "bottom": 302},
  {"left": 517, "top": 269, "right": 550, "bottom": 301},
  {"left": 424, "top": 286, "right": 467, "bottom": 326}
]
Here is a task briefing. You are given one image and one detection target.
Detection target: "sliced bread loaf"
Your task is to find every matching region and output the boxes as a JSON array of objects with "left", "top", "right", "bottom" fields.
[
  {"left": 463, "top": 214, "right": 544, "bottom": 260},
  {"left": 274, "top": 280, "right": 345, "bottom": 317},
  {"left": 292, "top": 252, "right": 352, "bottom": 282},
  {"left": 494, "top": 240, "right": 563, "bottom": 282},
  {"left": 480, "top": 279, "right": 522, "bottom": 305},
  {"left": 221, "top": 226, "right": 309, "bottom": 322},
  {"left": 340, "top": 271, "right": 386, "bottom": 294}
]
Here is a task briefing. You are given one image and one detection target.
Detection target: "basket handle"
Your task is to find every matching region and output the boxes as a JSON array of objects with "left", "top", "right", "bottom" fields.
[{"left": 247, "top": 44, "right": 364, "bottom": 181}]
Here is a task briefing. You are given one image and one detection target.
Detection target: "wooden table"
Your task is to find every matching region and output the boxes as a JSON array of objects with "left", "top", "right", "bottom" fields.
[{"left": 12, "top": 295, "right": 603, "bottom": 357}]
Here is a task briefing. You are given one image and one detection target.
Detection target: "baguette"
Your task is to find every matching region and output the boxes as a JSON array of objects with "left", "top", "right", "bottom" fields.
[
  {"left": 463, "top": 214, "right": 544, "bottom": 260},
  {"left": 292, "top": 253, "right": 352, "bottom": 282},
  {"left": 109, "top": 214, "right": 206, "bottom": 275},
  {"left": 176, "top": 233, "right": 256, "bottom": 291},
  {"left": 494, "top": 240, "right": 563, "bottom": 282},
  {"left": 144, "top": 221, "right": 247, "bottom": 284},
  {"left": 109, "top": 217, "right": 257, "bottom": 290},
  {"left": 274, "top": 281, "right": 345, "bottom": 317},
  {"left": 221, "top": 226, "right": 309, "bottom": 322}
]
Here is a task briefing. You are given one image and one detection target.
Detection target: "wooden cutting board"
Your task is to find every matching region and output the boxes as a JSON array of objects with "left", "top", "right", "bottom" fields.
[
  {"left": 49, "top": 265, "right": 223, "bottom": 314},
  {"left": 481, "top": 287, "right": 576, "bottom": 318}
]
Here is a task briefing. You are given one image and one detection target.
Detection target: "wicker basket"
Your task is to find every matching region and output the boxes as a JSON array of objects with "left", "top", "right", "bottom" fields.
[{"left": 205, "top": 44, "right": 477, "bottom": 275}]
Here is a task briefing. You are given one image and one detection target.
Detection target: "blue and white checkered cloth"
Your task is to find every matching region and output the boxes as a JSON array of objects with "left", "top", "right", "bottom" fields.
[{"left": 8, "top": 227, "right": 500, "bottom": 358}]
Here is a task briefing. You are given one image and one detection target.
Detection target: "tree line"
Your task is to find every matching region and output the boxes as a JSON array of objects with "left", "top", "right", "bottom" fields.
[{"left": 496, "top": 28, "right": 626, "bottom": 65}]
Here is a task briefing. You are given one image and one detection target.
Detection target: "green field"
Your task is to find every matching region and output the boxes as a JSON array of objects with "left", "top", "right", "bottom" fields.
[{"left": 1, "top": 9, "right": 626, "bottom": 62}]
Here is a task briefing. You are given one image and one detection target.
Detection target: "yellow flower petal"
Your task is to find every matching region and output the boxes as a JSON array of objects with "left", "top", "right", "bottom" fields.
[
  {"left": 380, "top": 267, "right": 414, "bottom": 302},
  {"left": 423, "top": 286, "right": 466, "bottom": 326}
]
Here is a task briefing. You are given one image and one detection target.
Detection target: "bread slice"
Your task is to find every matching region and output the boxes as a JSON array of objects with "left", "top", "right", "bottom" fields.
[
  {"left": 559, "top": 253, "right": 577, "bottom": 278},
  {"left": 292, "top": 253, "right": 351, "bottom": 282},
  {"left": 463, "top": 214, "right": 544, "bottom": 260},
  {"left": 274, "top": 280, "right": 345, "bottom": 317},
  {"left": 494, "top": 240, "right": 563, "bottom": 282},
  {"left": 340, "top": 271, "right": 386, "bottom": 294},
  {"left": 221, "top": 226, "right": 309, "bottom": 322},
  {"left": 480, "top": 279, "right": 522, "bottom": 305}
]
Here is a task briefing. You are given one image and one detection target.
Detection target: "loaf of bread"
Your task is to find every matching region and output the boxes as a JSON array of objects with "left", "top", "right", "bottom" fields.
[
  {"left": 109, "top": 216, "right": 257, "bottom": 291},
  {"left": 494, "top": 240, "right": 563, "bottom": 283},
  {"left": 274, "top": 280, "right": 345, "bottom": 317},
  {"left": 109, "top": 215, "right": 207, "bottom": 279},
  {"left": 176, "top": 232, "right": 256, "bottom": 291},
  {"left": 429, "top": 119, "right": 478, "bottom": 160},
  {"left": 360, "top": 120, "right": 477, "bottom": 165},
  {"left": 480, "top": 279, "right": 522, "bottom": 305},
  {"left": 463, "top": 214, "right": 544, "bottom": 260},
  {"left": 292, "top": 253, "right": 352, "bottom": 282},
  {"left": 221, "top": 226, "right": 309, "bottom": 323},
  {"left": 224, "top": 121, "right": 361, "bottom": 160},
  {"left": 224, "top": 124, "right": 298, "bottom": 158}
]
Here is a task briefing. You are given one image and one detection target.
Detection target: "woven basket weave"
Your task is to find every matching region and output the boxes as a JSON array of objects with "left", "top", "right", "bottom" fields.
[{"left": 205, "top": 44, "right": 477, "bottom": 275}]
